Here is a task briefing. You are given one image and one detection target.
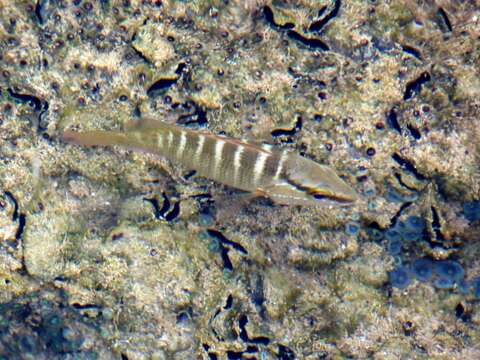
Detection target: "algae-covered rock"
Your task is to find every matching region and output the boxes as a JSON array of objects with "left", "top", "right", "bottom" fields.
[
  {"left": 132, "top": 21, "right": 177, "bottom": 69},
  {"left": 1, "top": 0, "right": 480, "bottom": 358}
]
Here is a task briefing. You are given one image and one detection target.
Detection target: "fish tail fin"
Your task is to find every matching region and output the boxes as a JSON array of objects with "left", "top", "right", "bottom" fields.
[{"left": 62, "top": 129, "right": 129, "bottom": 147}]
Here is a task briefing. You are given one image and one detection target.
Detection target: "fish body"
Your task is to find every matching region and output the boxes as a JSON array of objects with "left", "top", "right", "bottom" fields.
[{"left": 63, "top": 119, "right": 358, "bottom": 206}]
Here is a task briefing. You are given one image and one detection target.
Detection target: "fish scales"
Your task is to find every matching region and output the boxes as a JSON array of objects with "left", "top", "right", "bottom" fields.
[
  {"left": 62, "top": 119, "right": 358, "bottom": 206},
  {"left": 157, "top": 125, "right": 280, "bottom": 192}
]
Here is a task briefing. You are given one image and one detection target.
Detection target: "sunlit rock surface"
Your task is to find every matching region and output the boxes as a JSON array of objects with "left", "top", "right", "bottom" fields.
[{"left": 0, "top": 1, "right": 479, "bottom": 358}]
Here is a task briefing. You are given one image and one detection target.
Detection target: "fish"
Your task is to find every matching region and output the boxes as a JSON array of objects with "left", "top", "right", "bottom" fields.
[{"left": 62, "top": 118, "right": 358, "bottom": 206}]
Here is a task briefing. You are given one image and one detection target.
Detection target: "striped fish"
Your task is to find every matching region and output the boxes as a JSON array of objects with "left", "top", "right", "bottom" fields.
[{"left": 63, "top": 118, "right": 358, "bottom": 206}]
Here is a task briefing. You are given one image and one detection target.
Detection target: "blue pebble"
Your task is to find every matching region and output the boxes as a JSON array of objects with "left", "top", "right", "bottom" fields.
[
  {"left": 464, "top": 201, "right": 480, "bottom": 221},
  {"left": 345, "top": 221, "right": 360, "bottom": 236},
  {"left": 386, "top": 188, "right": 418, "bottom": 203},
  {"left": 472, "top": 277, "right": 480, "bottom": 298},
  {"left": 458, "top": 278, "right": 471, "bottom": 294},
  {"left": 367, "top": 228, "right": 383, "bottom": 241},
  {"left": 199, "top": 213, "right": 214, "bottom": 226},
  {"left": 198, "top": 231, "right": 210, "bottom": 241},
  {"left": 393, "top": 221, "right": 407, "bottom": 233},
  {"left": 389, "top": 266, "right": 412, "bottom": 289},
  {"left": 405, "top": 215, "right": 425, "bottom": 233},
  {"left": 386, "top": 188, "right": 405, "bottom": 203},
  {"left": 412, "top": 258, "right": 433, "bottom": 282},
  {"left": 364, "top": 188, "right": 377, "bottom": 197},
  {"left": 208, "top": 239, "right": 221, "bottom": 252},
  {"left": 403, "top": 193, "right": 419, "bottom": 202},
  {"left": 393, "top": 255, "right": 403, "bottom": 267},
  {"left": 351, "top": 213, "right": 361, "bottom": 221},
  {"left": 434, "top": 276, "right": 455, "bottom": 289},
  {"left": 385, "top": 227, "right": 402, "bottom": 242},
  {"left": 434, "top": 260, "right": 465, "bottom": 282},
  {"left": 387, "top": 238, "right": 402, "bottom": 255},
  {"left": 402, "top": 230, "right": 422, "bottom": 242}
]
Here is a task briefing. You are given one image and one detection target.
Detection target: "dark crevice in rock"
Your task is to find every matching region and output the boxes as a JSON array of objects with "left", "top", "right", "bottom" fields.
[
  {"left": 174, "top": 62, "right": 187, "bottom": 75},
  {"left": 263, "top": 6, "right": 329, "bottom": 51},
  {"left": 147, "top": 77, "right": 179, "bottom": 98},
  {"left": 224, "top": 294, "right": 233, "bottom": 310},
  {"left": 389, "top": 201, "right": 413, "bottom": 228},
  {"left": 15, "top": 213, "right": 26, "bottom": 242},
  {"left": 262, "top": 6, "right": 295, "bottom": 30},
  {"left": 143, "top": 193, "right": 180, "bottom": 221},
  {"left": 278, "top": 344, "right": 296, "bottom": 360},
  {"left": 165, "top": 201, "right": 180, "bottom": 221},
  {"left": 4, "top": 191, "right": 19, "bottom": 221},
  {"left": 394, "top": 173, "right": 419, "bottom": 192},
  {"left": 403, "top": 72, "right": 431, "bottom": 101},
  {"left": 207, "top": 229, "right": 248, "bottom": 254},
  {"left": 271, "top": 116, "right": 302, "bottom": 138},
  {"left": 401, "top": 45, "right": 422, "bottom": 60},
  {"left": 309, "top": 0, "right": 341, "bottom": 33},
  {"left": 430, "top": 206, "right": 445, "bottom": 243},
  {"left": 386, "top": 107, "right": 402, "bottom": 134},
  {"left": 202, "top": 344, "right": 219, "bottom": 360},
  {"left": 287, "top": 30, "right": 329, "bottom": 51},
  {"left": 391, "top": 153, "right": 426, "bottom": 180},
  {"left": 7, "top": 88, "right": 42, "bottom": 111},
  {"left": 220, "top": 246, "right": 233, "bottom": 271},
  {"left": 406, "top": 124, "right": 421, "bottom": 139},
  {"left": 238, "top": 314, "right": 270, "bottom": 345},
  {"left": 438, "top": 7, "right": 452, "bottom": 32},
  {"left": 177, "top": 103, "right": 208, "bottom": 127}
]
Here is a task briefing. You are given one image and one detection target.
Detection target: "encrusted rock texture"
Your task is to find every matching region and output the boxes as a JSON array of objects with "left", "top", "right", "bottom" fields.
[{"left": 1, "top": 0, "right": 480, "bottom": 359}]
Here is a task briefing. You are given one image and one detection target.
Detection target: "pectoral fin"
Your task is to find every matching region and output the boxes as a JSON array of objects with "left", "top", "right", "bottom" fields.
[
  {"left": 258, "top": 182, "right": 309, "bottom": 206},
  {"left": 260, "top": 181, "right": 355, "bottom": 207}
]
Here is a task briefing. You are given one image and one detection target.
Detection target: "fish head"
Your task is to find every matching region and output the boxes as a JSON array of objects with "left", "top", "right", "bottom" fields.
[{"left": 265, "top": 154, "right": 358, "bottom": 206}]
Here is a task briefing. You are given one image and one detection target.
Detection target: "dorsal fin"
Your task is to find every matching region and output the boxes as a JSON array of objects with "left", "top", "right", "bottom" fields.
[
  {"left": 200, "top": 132, "right": 274, "bottom": 154},
  {"left": 124, "top": 117, "right": 177, "bottom": 132},
  {"left": 125, "top": 117, "right": 279, "bottom": 155}
]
